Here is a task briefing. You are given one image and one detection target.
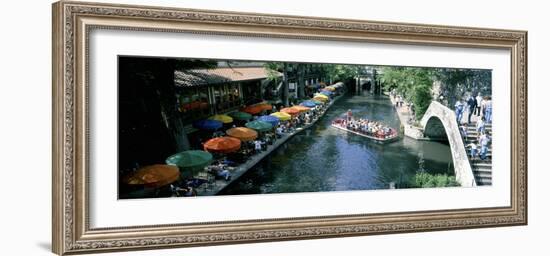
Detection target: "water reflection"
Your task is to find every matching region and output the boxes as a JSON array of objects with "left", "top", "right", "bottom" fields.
[{"left": 221, "top": 93, "right": 454, "bottom": 195}]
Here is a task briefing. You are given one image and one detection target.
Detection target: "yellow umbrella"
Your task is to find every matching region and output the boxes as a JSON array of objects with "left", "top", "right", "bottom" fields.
[
  {"left": 313, "top": 94, "right": 329, "bottom": 102},
  {"left": 208, "top": 114, "right": 233, "bottom": 124},
  {"left": 270, "top": 112, "right": 292, "bottom": 121},
  {"left": 324, "top": 86, "right": 336, "bottom": 91}
]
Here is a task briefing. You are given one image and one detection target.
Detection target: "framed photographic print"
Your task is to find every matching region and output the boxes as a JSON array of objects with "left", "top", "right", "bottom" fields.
[{"left": 52, "top": 1, "right": 527, "bottom": 255}]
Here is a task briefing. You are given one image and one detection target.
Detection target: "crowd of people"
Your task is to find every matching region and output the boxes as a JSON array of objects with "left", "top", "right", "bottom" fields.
[
  {"left": 460, "top": 113, "right": 492, "bottom": 161},
  {"left": 332, "top": 110, "right": 397, "bottom": 140},
  {"left": 454, "top": 93, "right": 492, "bottom": 124}
]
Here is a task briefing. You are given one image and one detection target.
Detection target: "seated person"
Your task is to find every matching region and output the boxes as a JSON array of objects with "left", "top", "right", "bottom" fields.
[
  {"left": 276, "top": 126, "right": 284, "bottom": 137},
  {"left": 209, "top": 164, "right": 232, "bottom": 181}
]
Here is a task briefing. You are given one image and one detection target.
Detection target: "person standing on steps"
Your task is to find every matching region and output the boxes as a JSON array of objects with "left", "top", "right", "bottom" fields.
[
  {"left": 475, "top": 93, "right": 483, "bottom": 116},
  {"left": 467, "top": 94, "right": 478, "bottom": 124},
  {"left": 455, "top": 99, "right": 464, "bottom": 124},
  {"left": 484, "top": 96, "right": 493, "bottom": 123}
]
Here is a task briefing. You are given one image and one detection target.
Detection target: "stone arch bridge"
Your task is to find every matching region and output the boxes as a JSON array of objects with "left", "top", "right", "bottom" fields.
[{"left": 420, "top": 101, "right": 477, "bottom": 187}]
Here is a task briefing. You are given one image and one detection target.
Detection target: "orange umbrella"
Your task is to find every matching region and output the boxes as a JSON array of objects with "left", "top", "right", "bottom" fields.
[
  {"left": 291, "top": 105, "right": 311, "bottom": 113},
  {"left": 280, "top": 107, "right": 300, "bottom": 116},
  {"left": 204, "top": 136, "right": 241, "bottom": 153},
  {"left": 122, "top": 164, "right": 180, "bottom": 188},
  {"left": 226, "top": 127, "right": 258, "bottom": 141},
  {"left": 257, "top": 103, "right": 273, "bottom": 111},
  {"left": 241, "top": 105, "right": 264, "bottom": 115}
]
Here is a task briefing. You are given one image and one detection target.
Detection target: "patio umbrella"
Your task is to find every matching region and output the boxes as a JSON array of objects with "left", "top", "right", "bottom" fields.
[
  {"left": 246, "top": 120, "right": 273, "bottom": 132},
  {"left": 208, "top": 114, "right": 233, "bottom": 124},
  {"left": 313, "top": 94, "right": 329, "bottom": 102},
  {"left": 257, "top": 115, "right": 280, "bottom": 127},
  {"left": 228, "top": 111, "right": 253, "bottom": 121},
  {"left": 241, "top": 105, "right": 264, "bottom": 115},
  {"left": 192, "top": 119, "right": 223, "bottom": 131},
  {"left": 280, "top": 107, "right": 300, "bottom": 116},
  {"left": 256, "top": 103, "right": 273, "bottom": 111},
  {"left": 300, "top": 101, "right": 316, "bottom": 108},
  {"left": 165, "top": 150, "right": 213, "bottom": 170},
  {"left": 203, "top": 136, "right": 241, "bottom": 153},
  {"left": 123, "top": 164, "right": 180, "bottom": 188},
  {"left": 226, "top": 127, "right": 258, "bottom": 141},
  {"left": 270, "top": 112, "right": 292, "bottom": 121},
  {"left": 291, "top": 105, "right": 311, "bottom": 113}
]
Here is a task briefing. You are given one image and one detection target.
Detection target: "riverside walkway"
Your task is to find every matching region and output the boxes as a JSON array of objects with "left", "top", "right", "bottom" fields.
[
  {"left": 389, "top": 96, "right": 424, "bottom": 139},
  {"left": 198, "top": 93, "right": 345, "bottom": 196}
]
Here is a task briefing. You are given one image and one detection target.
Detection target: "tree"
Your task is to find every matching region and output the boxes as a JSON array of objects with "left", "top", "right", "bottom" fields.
[
  {"left": 380, "top": 67, "right": 434, "bottom": 119},
  {"left": 433, "top": 68, "right": 492, "bottom": 108}
]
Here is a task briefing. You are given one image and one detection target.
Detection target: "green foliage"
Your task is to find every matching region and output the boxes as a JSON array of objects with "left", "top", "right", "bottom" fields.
[
  {"left": 324, "top": 64, "right": 361, "bottom": 82},
  {"left": 411, "top": 172, "right": 460, "bottom": 188},
  {"left": 411, "top": 84, "right": 432, "bottom": 119},
  {"left": 264, "top": 62, "right": 284, "bottom": 82},
  {"left": 380, "top": 67, "right": 434, "bottom": 119},
  {"left": 433, "top": 68, "right": 492, "bottom": 108}
]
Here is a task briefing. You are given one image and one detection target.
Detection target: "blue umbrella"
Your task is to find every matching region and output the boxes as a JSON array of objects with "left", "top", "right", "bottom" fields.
[
  {"left": 257, "top": 115, "right": 279, "bottom": 127},
  {"left": 300, "top": 101, "right": 317, "bottom": 108},
  {"left": 192, "top": 119, "right": 223, "bottom": 131}
]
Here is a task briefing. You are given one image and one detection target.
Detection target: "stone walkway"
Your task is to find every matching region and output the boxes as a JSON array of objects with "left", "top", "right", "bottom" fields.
[{"left": 389, "top": 96, "right": 424, "bottom": 139}]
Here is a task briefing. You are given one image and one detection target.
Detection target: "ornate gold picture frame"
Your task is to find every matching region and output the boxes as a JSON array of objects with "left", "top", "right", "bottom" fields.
[{"left": 52, "top": 1, "right": 527, "bottom": 255}]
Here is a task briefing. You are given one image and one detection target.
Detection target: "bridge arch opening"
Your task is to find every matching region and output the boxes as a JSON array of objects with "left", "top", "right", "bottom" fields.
[{"left": 423, "top": 116, "right": 449, "bottom": 143}]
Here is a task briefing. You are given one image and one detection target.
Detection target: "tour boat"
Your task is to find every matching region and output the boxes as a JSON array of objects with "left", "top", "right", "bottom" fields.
[{"left": 330, "top": 118, "right": 399, "bottom": 143}]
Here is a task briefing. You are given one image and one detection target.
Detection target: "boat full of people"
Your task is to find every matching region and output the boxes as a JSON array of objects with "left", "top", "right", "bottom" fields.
[{"left": 331, "top": 113, "right": 399, "bottom": 143}]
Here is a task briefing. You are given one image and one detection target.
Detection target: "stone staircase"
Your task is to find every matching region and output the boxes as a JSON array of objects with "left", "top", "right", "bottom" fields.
[{"left": 463, "top": 123, "right": 492, "bottom": 186}]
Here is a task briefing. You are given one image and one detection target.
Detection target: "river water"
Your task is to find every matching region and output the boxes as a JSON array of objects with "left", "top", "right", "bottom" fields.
[{"left": 221, "top": 92, "right": 454, "bottom": 195}]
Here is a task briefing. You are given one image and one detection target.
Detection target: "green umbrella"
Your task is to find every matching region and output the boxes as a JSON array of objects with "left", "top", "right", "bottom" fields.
[
  {"left": 228, "top": 111, "right": 253, "bottom": 121},
  {"left": 245, "top": 120, "right": 273, "bottom": 132},
  {"left": 165, "top": 150, "right": 213, "bottom": 173}
]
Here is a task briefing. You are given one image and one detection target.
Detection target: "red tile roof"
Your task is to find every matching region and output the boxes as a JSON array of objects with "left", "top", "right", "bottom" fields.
[{"left": 175, "top": 67, "right": 281, "bottom": 87}]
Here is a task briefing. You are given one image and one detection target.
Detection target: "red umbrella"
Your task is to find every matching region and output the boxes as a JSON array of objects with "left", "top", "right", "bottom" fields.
[
  {"left": 241, "top": 105, "right": 264, "bottom": 115},
  {"left": 203, "top": 136, "right": 241, "bottom": 153}
]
